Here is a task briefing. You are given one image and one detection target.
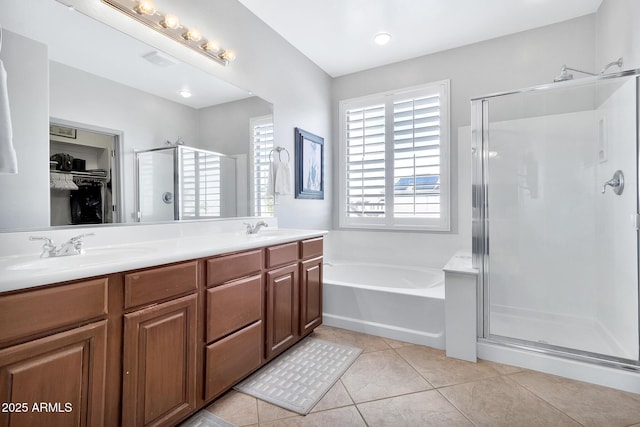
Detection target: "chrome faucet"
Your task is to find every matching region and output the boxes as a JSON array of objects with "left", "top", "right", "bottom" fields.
[
  {"left": 30, "top": 233, "right": 94, "bottom": 258},
  {"left": 244, "top": 221, "right": 268, "bottom": 235}
]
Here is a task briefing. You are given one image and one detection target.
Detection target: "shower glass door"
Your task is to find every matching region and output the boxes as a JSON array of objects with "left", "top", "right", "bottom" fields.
[{"left": 477, "top": 74, "right": 639, "bottom": 362}]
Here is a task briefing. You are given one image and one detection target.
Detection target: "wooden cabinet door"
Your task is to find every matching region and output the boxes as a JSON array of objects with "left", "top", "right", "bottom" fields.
[
  {"left": 265, "top": 263, "right": 299, "bottom": 360},
  {"left": 122, "top": 294, "right": 197, "bottom": 427},
  {"left": 0, "top": 320, "right": 107, "bottom": 427},
  {"left": 300, "top": 257, "right": 323, "bottom": 336}
]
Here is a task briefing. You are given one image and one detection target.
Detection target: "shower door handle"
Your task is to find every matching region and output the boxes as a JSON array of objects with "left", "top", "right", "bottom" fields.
[{"left": 601, "top": 170, "right": 624, "bottom": 195}]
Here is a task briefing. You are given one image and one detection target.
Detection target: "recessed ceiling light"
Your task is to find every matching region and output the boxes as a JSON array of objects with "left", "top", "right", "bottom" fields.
[
  {"left": 374, "top": 33, "right": 392, "bottom": 46},
  {"left": 179, "top": 90, "right": 192, "bottom": 98}
]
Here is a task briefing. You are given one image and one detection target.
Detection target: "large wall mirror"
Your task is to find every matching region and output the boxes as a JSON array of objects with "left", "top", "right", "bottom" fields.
[{"left": 0, "top": 0, "right": 274, "bottom": 232}]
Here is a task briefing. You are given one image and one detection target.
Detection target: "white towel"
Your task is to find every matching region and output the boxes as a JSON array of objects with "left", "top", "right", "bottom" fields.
[
  {"left": 274, "top": 160, "right": 291, "bottom": 195},
  {"left": 0, "top": 59, "right": 17, "bottom": 174},
  {"left": 266, "top": 158, "right": 279, "bottom": 196}
]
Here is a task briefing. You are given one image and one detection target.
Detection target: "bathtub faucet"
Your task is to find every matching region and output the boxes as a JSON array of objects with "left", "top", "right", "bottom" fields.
[{"left": 244, "top": 221, "right": 268, "bottom": 235}]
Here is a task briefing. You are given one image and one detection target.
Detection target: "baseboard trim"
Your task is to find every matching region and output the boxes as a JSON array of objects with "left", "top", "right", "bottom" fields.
[{"left": 323, "top": 313, "right": 445, "bottom": 349}]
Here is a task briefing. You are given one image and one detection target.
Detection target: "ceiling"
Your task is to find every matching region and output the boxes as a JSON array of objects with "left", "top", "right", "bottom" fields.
[
  {"left": 1, "top": 0, "right": 604, "bottom": 105},
  {"left": 239, "top": 0, "right": 603, "bottom": 77}
]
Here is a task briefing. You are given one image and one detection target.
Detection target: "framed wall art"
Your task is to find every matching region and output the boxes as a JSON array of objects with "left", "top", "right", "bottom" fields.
[{"left": 294, "top": 127, "right": 324, "bottom": 199}]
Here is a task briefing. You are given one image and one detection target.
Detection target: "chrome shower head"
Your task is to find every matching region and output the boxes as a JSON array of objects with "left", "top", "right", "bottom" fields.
[
  {"left": 553, "top": 65, "right": 573, "bottom": 82},
  {"left": 554, "top": 57, "right": 624, "bottom": 83},
  {"left": 600, "top": 57, "right": 623, "bottom": 74}
]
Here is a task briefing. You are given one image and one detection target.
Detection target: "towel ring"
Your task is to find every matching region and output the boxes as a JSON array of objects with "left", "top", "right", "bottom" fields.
[{"left": 269, "top": 146, "right": 290, "bottom": 163}]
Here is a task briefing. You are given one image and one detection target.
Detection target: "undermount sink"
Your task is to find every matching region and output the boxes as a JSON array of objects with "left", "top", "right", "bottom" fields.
[{"left": 6, "top": 247, "right": 155, "bottom": 271}]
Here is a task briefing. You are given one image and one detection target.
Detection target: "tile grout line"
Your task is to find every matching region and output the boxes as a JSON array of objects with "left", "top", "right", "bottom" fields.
[
  {"left": 390, "top": 345, "right": 437, "bottom": 390},
  {"left": 503, "top": 376, "right": 587, "bottom": 427},
  {"left": 433, "top": 387, "right": 479, "bottom": 427},
  {"left": 253, "top": 393, "right": 259, "bottom": 426},
  {"left": 334, "top": 375, "right": 370, "bottom": 426},
  {"left": 389, "top": 344, "right": 478, "bottom": 426}
]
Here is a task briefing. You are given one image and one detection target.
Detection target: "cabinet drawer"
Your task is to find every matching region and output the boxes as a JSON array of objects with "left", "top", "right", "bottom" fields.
[
  {"left": 0, "top": 278, "right": 108, "bottom": 345},
  {"left": 206, "top": 275, "right": 263, "bottom": 343},
  {"left": 300, "top": 237, "right": 323, "bottom": 260},
  {"left": 124, "top": 261, "right": 198, "bottom": 309},
  {"left": 205, "top": 320, "right": 262, "bottom": 401},
  {"left": 265, "top": 242, "right": 298, "bottom": 268},
  {"left": 207, "top": 249, "right": 262, "bottom": 287}
]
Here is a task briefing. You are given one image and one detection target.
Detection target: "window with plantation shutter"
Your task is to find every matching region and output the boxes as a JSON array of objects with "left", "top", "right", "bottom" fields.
[
  {"left": 180, "top": 149, "right": 221, "bottom": 218},
  {"left": 345, "top": 103, "right": 386, "bottom": 218},
  {"left": 339, "top": 81, "right": 450, "bottom": 230},
  {"left": 251, "top": 115, "right": 274, "bottom": 216}
]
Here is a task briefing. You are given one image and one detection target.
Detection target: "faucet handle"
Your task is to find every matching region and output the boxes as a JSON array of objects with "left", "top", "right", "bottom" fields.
[
  {"left": 29, "top": 236, "right": 55, "bottom": 246},
  {"left": 243, "top": 222, "right": 253, "bottom": 234},
  {"left": 29, "top": 236, "right": 56, "bottom": 258},
  {"left": 68, "top": 233, "right": 95, "bottom": 243},
  {"left": 601, "top": 170, "right": 624, "bottom": 195},
  {"left": 67, "top": 233, "right": 94, "bottom": 252}
]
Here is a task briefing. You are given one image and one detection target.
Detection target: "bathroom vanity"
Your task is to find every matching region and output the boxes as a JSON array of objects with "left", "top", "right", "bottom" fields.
[{"left": 0, "top": 228, "right": 324, "bottom": 427}]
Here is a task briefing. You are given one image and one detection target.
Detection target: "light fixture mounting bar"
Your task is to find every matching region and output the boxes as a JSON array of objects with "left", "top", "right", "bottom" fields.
[{"left": 102, "top": 0, "right": 233, "bottom": 66}]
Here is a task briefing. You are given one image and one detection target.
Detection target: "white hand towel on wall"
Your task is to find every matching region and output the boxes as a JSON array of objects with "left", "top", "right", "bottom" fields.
[
  {"left": 266, "top": 158, "right": 280, "bottom": 196},
  {"left": 275, "top": 161, "right": 291, "bottom": 195},
  {"left": 0, "top": 59, "right": 17, "bottom": 174}
]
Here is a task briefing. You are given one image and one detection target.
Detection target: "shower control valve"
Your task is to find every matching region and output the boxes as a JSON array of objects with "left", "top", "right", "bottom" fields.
[{"left": 601, "top": 170, "right": 624, "bottom": 195}]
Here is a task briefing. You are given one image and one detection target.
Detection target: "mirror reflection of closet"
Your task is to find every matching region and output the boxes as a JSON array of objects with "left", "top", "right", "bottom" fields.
[{"left": 49, "top": 122, "right": 120, "bottom": 226}]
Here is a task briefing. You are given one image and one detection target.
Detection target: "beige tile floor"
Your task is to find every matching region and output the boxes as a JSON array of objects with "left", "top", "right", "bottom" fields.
[{"left": 204, "top": 325, "right": 640, "bottom": 427}]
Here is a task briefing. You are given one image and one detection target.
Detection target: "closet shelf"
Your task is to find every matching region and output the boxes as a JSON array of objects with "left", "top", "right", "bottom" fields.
[{"left": 50, "top": 170, "right": 109, "bottom": 181}]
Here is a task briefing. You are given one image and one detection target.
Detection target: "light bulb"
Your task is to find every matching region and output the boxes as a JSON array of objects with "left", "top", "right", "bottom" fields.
[
  {"left": 202, "top": 39, "right": 221, "bottom": 53},
  {"left": 374, "top": 33, "right": 392, "bottom": 46},
  {"left": 221, "top": 49, "right": 236, "bottom": 62},
  {"left": 161, "top": 14, "right": 180, "bottom": 30},
  {"left": 183, "top": 28, "right": 202, "bottom": 42},
  {"left": 134, "top": 0, "right": 156, "bottom": 15},
  {"left": 179, "top": 90, "right": 192, "bottom": 98}
]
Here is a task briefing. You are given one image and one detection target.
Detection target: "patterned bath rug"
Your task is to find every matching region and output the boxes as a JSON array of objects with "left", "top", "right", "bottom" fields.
[
  {"left": 234, "top": 337, "right": 362, "bottom": 414},
  {"left": 179, "top": 410, "right": 237, "bottom": 427}
]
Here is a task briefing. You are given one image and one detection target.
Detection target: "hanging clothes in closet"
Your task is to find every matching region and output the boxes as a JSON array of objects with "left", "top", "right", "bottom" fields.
[{"left": 70, "top": 181, "right": 103, "bottom": 224}]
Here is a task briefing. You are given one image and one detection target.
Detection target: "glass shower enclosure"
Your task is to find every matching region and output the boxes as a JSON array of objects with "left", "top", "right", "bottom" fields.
[
  {"left": 472, "top": 70, "right": 640, "bottom": 367},
  {"left": 135, "top": 146, "right": 238, "bottom": 222}
]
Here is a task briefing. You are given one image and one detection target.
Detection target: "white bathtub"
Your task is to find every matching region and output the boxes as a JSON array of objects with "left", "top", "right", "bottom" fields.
[{"left": 322, "top": 261, "right": 445, "bottom": 349}]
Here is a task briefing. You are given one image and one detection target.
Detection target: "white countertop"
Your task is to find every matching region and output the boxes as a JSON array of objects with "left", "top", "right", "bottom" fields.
[
  {"left": 443, "top": 251, "right": 479, "bottom": 275},
  {"left": 0, "top": 227, "right": 326, "bottom": 293}
]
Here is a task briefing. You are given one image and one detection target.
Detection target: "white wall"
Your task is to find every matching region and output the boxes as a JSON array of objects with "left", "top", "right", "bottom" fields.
[
  {"left": 198, "top": 96, "right": 272, "bottom": 156},
  {"left": 0, "top": 31, "right": 49, "bottom": 230},
  {"left": 330, "top": 15, "right": 596, "bottom": 266},
  {"left": 596, "top": 0, "right": 640, "bottom": 70}
]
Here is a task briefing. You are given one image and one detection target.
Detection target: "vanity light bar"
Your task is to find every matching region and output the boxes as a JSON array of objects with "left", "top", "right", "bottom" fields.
[{"left": 102, "top": 0, "right": 236, "bottom": 66}]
